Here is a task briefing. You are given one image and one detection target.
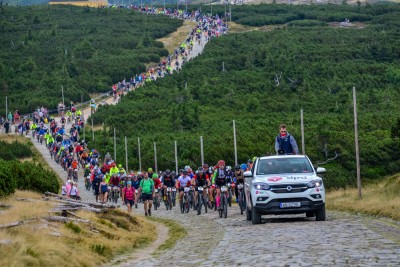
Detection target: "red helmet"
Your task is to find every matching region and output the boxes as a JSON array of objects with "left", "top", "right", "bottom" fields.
[{"left": 218, "top": 160, "right": 225, "bottom": 166}]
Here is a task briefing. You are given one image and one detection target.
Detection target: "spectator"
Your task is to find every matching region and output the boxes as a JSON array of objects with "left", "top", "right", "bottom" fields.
[{"left": 275, "top": 124, "right": 299, "bottom": 155}]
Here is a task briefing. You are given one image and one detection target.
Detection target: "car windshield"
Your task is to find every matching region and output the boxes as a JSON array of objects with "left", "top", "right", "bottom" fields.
[{"left": 256, "top": 157, "right": 314, "bottom": 175}]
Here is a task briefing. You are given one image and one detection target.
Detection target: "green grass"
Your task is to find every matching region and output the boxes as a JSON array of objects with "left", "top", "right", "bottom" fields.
[{"left": 147, "top": 217, "right": 187, "bottom": 252}]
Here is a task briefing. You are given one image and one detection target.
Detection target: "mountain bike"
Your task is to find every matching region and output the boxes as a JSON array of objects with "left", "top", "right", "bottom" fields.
[
  {"left": 111, "top": 186, "right": 119, "bottom": 203},
  {"left": 237, "top": 183, "right": 246, "bottom": 215},
  {"left": 165, "top": 187, "right": 173, "bottom": 210},
  {"left": 197, "top": 186, "right": 208, "bottom": 215},
  {"left": 72, "top": 168, "right": 78, "bottom": 183},
  {"left": 189, "top": 187, "right": 195, "bottom": 210},
  {"left": 180, "top": 187, "right": 190, "bottom": 214},
  {"left": 172, "top": 187, "right": 177, "bottom": 206},
  {"left": 227, "top": 183, "right": 234, "bottom": 207},
  {"left": 219, "top": 186, "right": 228, "bottom": 219},
  {"left": 67, "top": 167, "right": 73, "bottom": 179},
  {"left": 153, "top": 188, "right": 160, "bottom": 210},
  {"left": 85, "top": 176, "right": 91, "bottom": 191}
]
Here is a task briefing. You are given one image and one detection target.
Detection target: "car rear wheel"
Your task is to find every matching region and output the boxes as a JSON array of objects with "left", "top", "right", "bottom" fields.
[
  {"left": 315, "top": 205, "right": 326, "bottom": 221},
  {"left": 251, "top": 206, "right": 261, "bottom": 225}
]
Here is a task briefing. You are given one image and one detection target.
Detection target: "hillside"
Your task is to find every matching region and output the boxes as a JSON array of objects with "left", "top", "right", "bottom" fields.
[
  {"left": 0, "top": 5, "right": 182, "bottom": 114},
  {"left": 90, "top": 3, "right": 400, "bottom": 188}
]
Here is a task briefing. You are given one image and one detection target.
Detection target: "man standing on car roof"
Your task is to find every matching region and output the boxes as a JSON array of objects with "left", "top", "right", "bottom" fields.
[{"left": 275, "top": 124, "right": 299, "bottom": 155}]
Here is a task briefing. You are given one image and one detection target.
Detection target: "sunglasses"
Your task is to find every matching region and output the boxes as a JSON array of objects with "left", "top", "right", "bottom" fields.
[{"left": 280, "top": 130, "right": 287, "bottom": 133}]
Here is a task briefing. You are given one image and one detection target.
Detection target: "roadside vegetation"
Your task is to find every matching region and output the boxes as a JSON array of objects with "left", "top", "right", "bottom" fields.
[
  {"left": 327, "top": 174, "right": 400, "bottom": 220},
  {"left": 0, "top": 5, "right": 182, "bottom": 114},
  {"left": 90, "top": 3, "right": 400, "bottom": 190},
  {"left": 0, "top": 135, "right": 59, "bottom": 197},
  {"left": 0, "top": 191, "right": 157, "bottom": 267}
]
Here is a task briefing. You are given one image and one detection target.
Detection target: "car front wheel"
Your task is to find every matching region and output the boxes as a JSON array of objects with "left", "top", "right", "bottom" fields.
[
  {"left": 246, "top": 206, "right": 252, "bottom": 221},
  {"left": 251, "top": 206, "right": 261, "bottom": 225}
]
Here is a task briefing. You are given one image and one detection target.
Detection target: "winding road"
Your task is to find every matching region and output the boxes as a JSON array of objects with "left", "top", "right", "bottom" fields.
[{"left": 11, "top": 14, "right": 400, "bottom": 267}]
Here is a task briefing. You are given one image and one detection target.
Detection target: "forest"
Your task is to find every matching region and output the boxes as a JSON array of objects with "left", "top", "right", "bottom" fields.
[
  {"left": 88, "top": 3, "right": 400, "bottom": 188},
  {"left": 0, "top": 5, "right": 182, "bottom": 114}
]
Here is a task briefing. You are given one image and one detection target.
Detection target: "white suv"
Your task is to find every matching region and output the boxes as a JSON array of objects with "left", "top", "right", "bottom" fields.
[{"left": 244, "top": 155, "right": 326, "bottom": 224}]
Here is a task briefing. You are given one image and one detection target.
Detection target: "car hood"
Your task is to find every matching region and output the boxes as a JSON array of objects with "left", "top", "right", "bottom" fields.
[{"left": 254, "top": 173, "right": 320, "bottom": 184}]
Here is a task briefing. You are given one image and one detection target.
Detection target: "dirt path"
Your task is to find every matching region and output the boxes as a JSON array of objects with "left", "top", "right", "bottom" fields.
[{"left": 104, "top": 221, "right": 169, "bottom": 267}]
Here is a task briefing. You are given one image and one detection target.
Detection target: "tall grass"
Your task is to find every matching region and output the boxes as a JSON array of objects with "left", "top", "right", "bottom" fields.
[
  {"left": 0, "top": 191, "right": 157, "bottom": 267},
  {"left": 327, "top": 174, "right": 400, "bottom": 220}
]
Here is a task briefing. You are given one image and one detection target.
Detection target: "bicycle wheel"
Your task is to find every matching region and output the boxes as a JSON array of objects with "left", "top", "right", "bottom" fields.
[
  {"left": 203, "top": 194, "right": 208, "bottom": 214},
  {"left": 197, "top": 194, "right": 202, "bottom": 215},
  {"left": 223, "top": 195, "right": 228, "bottom": 218},
  {"left": 185, "top": 197, "right": 190, "bottom": 213},
  {"left": 154, "top": 196, "right": 158, "bottom": 210},
  {"left": 180, "top": 200, "right": 184, "bottom": 214},
  {"left": 239, "top": 191, "right": 244, "bottom": 215}
]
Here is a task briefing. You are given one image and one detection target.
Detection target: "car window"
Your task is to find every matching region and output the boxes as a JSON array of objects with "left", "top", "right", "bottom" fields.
[{"left": 256, "top": 158, "right": 313, "bottom": 175}]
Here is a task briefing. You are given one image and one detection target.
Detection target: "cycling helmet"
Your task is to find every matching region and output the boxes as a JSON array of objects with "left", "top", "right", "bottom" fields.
[
  {"left": 171, "top": 171, "right": 176, "bottom": 176},
  {"left": 202, "top": 163, "right": 209, "bottom": 169},
  {"left": 118, "top": 164, "right": 122, "bottom": 168},
  {"left": 148, "top": 168, "right": 153, "bottom": 172},
  {"left": 184, "top": 165, "right": 191, "bottom": 172},
  {"left": 165, "top": 169, "right": 171, "bottom": 176},
  {"left": 226, "top": 166, "right": 232, "bottom": 171},
  {"left": 240, "top": 163, "right": 248, "bottom": 171},
  {"left": 198, "top": 167, "right": 204, "bottom": 173},
  {"left": 137, "top": 171, "right": 142, "bottom": 176},
  {"left": 209, "top": 166, "right": 214, "bottom": 173},
  {"left": 152, "top": 173, "right": 158, "bottom": 179},
  {"left": 235, "top": 165, "right": 241, "bottom": 170},
  {"left": 182, "top": 170, "right": 188, "bottom": 175},
  {"left": 179, "top": 169, "right": 184, "bottom": 173},
  {"left": 218, "top": 160, "right": 225, "bottom": 166}
]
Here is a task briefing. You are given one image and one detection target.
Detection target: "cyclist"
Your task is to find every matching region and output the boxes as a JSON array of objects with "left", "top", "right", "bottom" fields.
[
  {"left": 193, "top": 167, "right": 210, "bottom": 208},
  {"left": 104, "top": 152, "right": 112, "bottom": 165},
  {"left": 178, "top": 170, "right": 192, "bottom": 204},
  {"left": 212, "top": 160, "right": 230, "bottom": 210},
  {"left": 234, "top": 165, "right": 245, "bottom": 203},
  {"left": 152, "top": 173, "right": 162, "bottom": 201},
  {"left": 161, "top": 170, "right": 175, "bottom": 201},
  {"left": 139, "top": 172, "right": 155, "bottom": 216},
  {"left": 118, "top": 164, "right": 126, "bottom": 174},
  {"left": 131, "top": 174, "right": 141, "bottom": 208}
]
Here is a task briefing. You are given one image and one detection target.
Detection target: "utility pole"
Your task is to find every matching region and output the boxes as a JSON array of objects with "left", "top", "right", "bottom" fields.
[
  {"left": 138, "top": 137, "right": 142, "bottom": 172},
  {"left": 301, "top": 109, "right": 305, "bottom": 155},
  {"left": 91, "top": 119, "right": 94, "bottom": 143},
  {"left": 154, "top": 142, "right": 158, "bottom": 173},
  {"left": 211, "top": 2, "right": 212, "bottom": 17},
  {"left": 114, "top": 128, "right": 116, "bottom": 163},
  {"left": 353, "top": 87, "right": 362, "bottom": 199},
  {"left": 200, "top": 136, "right": 204, "bottom": 166},
  {"left": 125, "top": 136, "right": 128, "bottom": 172},
  {"left": 175, "top": 141, "right": 178, "bottom": 174},
  {"left": 5, "top": 96, "right": 8, "bottom": 118},
  {"left": 229, "top": 3, "right": 231, "bottom": 23},
  {"left": 233, "top": 120, "right": 238, "bottom": 166},
  {"left": 61, "top": 85, "right": 64, "bottom": 107}
]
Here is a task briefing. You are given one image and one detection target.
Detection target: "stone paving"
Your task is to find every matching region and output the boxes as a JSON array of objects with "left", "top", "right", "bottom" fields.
[{"left": 10, "top": 23, "right": 400, "bottom": 267}]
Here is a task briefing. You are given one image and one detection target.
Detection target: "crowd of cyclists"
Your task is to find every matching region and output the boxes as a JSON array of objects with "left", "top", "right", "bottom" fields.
[{"left": 0, "top": 7, "right": 242, "bottom": 219}]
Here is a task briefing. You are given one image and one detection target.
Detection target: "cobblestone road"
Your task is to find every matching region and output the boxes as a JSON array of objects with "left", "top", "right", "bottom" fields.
[{"left": 16, "top": 24, "right": 400, "bottom": 267}]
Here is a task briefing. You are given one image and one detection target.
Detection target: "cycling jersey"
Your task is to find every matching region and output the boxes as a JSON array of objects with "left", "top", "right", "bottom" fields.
[
  {"left": 213, "top": 168, "right": 229, "bottom": 186},
  {"left": 162, "top": 175, "right": 175, "bottom": 187},
  {"left": 194, "top": 173, "right": 208, "bottom": 187},
  {"left": 178, "top": 175, "right": 191, "bottom": 187}
]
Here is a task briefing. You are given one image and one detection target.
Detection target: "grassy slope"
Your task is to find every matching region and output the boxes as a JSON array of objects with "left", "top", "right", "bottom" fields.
[
  {"left": 327, "top": 174, "right": 400, "bottom": 220},
  {"left": 0, "top": 191, "right": 157, "bottom": 267}
]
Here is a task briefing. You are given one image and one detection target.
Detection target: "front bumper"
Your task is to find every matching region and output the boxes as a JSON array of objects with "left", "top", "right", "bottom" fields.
[{"left": 254, "top": 198, "right": 324, "bottom": 215}]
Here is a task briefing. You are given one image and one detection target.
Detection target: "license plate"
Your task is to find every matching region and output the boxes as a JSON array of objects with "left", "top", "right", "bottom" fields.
[
  {"left": 198, "top": 187, "right": 203, "bottom": 191},
  {"left": 167, "top": 187, "right": 172, "bottom": 192},
  {"left": 280, "top": 202, "right": 301, "bottom": 208},
  {"left": 184, "top": 187, "right": 190, "bottom": 193},
  {"left": 221, "top": 186, "right": 227, "bottom": 192}
]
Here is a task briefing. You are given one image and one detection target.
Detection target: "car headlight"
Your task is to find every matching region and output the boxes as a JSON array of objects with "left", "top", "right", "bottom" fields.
[
  {"left": 253, "top": 182, "right": 270, "bottom": 190},
  {"left": 307, "top": 179, "right": 323, "bottom": 188}
]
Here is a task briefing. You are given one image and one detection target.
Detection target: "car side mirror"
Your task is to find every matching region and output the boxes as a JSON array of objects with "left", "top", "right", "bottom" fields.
[
  {"left": 316, "top": 167, "right": 326, "bottom": 174},
  {"left": 243, "top": 171, "right": 253, "bottom": 178}
]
